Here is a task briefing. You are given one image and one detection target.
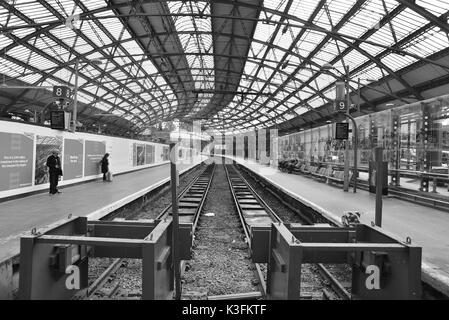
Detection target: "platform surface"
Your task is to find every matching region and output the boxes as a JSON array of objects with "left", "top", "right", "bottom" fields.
[
  {"left": 226, "top": 156, "right": 449, "bottom": 295},
  {"left": 0, "top": 161, "right": 199, "bottom": 262}
]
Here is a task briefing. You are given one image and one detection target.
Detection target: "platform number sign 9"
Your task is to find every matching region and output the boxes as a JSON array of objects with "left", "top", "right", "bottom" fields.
[
  {"left": 53, "top": 86, "right": 71, "bottom": 99},
  {"left": 336, "top": 100, "right": 347, "bottom": 112}
]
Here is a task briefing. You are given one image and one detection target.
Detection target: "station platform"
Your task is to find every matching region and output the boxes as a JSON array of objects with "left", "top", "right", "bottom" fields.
[
  {"left": 224, "top": 156, "right": 449, "bottom": 296},
  {"left": 0, "top": 161, "right": 200, "bottom": 263}
]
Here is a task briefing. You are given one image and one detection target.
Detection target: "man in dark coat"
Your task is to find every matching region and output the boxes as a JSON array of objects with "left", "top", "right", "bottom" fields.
[
  {"left": 46, "top": 149, "right": 63, "bottom": 194},
  {"left": 101, "top": 153, "right": 110, "bottom": 181}
]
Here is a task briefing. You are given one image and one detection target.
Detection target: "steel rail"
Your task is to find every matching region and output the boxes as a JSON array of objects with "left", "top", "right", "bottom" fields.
[
  {"left": 223, "top": 164, "right": 267, "bottom": 297},
  {"left": 225, "top": 162, "right": 351, "bottom": 300},
  {"left": 85, "top": 163, "right": 213, "bottom": 299}
]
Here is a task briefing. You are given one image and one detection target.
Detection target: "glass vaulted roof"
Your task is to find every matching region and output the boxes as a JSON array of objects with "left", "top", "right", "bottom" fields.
[{"left": 1, "top": 0, "right": 449, "bottom": 135}]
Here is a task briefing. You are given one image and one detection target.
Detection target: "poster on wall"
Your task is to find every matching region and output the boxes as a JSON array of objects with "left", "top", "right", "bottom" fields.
[
  {"left": 133, "top": 143, "right": 145, "bottom": 166},
  {"left": 136, "top": 144, "right": 145, "bottom": 166},
  {"left": 84, "top": 140, "right": 106, "bottom": 176},
  {"left": 0, "top": 132, "right": 34, "bottom": 192},
  {"left": 63, "top": 139, "right": 83, "bottom": 180},
  {"left": 145, "top": 145, "right": 155, "bottom": 164},
  {"left": 162, "top": 146, "right": 170, "bottom": 161},
  {"left": 35, "top": 135, "right": 63, "bottom": 185},
  {"left": 133, "top": 143, "right": 137, "bottom": 166}
]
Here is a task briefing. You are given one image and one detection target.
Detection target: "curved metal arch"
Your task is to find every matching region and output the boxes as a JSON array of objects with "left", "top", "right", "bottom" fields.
[
  {"left": 1, "top": 0, "right": 162, "bottom": 124},
  {"left": 96, "top": 60, "right": 332, "bottom": 104},
  {"left": 2, "top": 1, "right": 447, "bottom": 70},
  {"left": 0, "top": 51, "right": 148, "bottom": 128},
  {"left": 0, "top": 12, "right": 174, "bottom": 122},
  {"left": 218, "top": 1, "right": 423, "bottom": 126},
  {"left": 1, "top": 0, "right": 446, "bottom": 132}
]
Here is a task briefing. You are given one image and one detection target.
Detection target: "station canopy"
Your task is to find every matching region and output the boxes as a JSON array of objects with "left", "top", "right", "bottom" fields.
[{"left": 1, "top": 0, "right": 449, "bottom": 135}]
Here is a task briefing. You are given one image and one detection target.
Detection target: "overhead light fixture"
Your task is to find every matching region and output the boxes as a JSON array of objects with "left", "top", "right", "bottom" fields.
[
  {"left": 322, "top": 62, "right": 334, "bottom": 71},
  {"left": 89, "top": 58, "right": 103, "bottom": 65}
]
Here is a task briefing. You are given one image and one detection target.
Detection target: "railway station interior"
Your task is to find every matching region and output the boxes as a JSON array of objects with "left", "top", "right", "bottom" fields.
[{"left": 1, "top": 0, "right": 449, "bottom": 303}]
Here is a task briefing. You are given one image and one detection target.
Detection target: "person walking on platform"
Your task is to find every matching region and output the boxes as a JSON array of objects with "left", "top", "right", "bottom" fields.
[
  {"left": 46, "top": 149, "right": 63, "bottom": 195},
  {"left": 100, "top": 153, "right": 111, "bottom": 182}
]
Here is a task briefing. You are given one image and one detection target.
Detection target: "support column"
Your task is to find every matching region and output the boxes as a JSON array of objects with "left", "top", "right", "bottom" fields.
[
  {"left": 419, "top": 103, "right": 431, "bottom": 192},
  {"left": 169, "top": 143, "right": 181, "bottom": 300},
  {"left": 390, "top": 112, "right": 401, "bottom": 186}
]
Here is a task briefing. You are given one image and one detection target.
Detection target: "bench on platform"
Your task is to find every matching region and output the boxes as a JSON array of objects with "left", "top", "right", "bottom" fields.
[
  {"left": 328, "top": 170, "right": 352, "bottom": 185},
  {"left": 313, "top": 167, "right": 333, "bottom": 181}
]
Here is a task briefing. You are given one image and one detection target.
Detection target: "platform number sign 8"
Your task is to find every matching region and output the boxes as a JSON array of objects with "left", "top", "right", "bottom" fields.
[{"left": 53, "top": 86, "right": 71, "bottom": 99}]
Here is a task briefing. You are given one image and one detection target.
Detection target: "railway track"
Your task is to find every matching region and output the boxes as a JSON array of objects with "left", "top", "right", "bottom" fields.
[
  {"left": 85, "top": 163, "right": 215, "bottom": 299},
  {"left": 181, "top": 162, "right": 261, "bottom": 299},
  {"left": 224, "top": 164, "right": 351, "bottom": 300},
  {"left": 86, "top": 160, "right": 351, "bottom": 300}
]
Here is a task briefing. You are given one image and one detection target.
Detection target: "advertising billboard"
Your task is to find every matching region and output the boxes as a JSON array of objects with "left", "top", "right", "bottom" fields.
[
  {"left": 133, "top": 143, "right": 145, "bottom": 166},
  {"left": 35, "top": 135, "right": 63, "bottom": 185},
  {"left": 145, "top": 144, "right": 155, "bottom": 164},
  {"left": 63, "top": 139, "right": 83, "bottom": 180},
  {"left": 0, "top": 132, "right": 34, "bottom": 191},
  {"left": 84, "top": 140, "right": 106, "bottom": 176}
]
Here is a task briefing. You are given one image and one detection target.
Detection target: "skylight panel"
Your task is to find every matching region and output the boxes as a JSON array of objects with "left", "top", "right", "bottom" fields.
[
  {"left": 403, "top": 27, "right": 448, "bottom": 57},
  {"left": 288, "top": 0, "right": 320, "bottom": 21},
  {"left": 75, "top": 43, "right": 95, "bottom": 54},
  {"left": 46, "top": 0, "right": 83, "bottom": 17},
  {"left": 297, "top": 30, "right": 326, "bottom": 57},
  {"left": 168, "top": 1, "right": 214, "bottom": 114},
  {"left": 366, "top": 23, "right": 396, "bottom": 47},
  {"left": 121, "top": 40, "right": 144, "bottom": 57},
  {"left": 0, "top": 12, "right": 26, "bottom": 27},
  {"left": 253, "top": 21, "right": 277, "bottom": 44},
  {"left": 359, "top": 41, "right": 384, "bottom": 57},
  {"left": 338, "top": 5, "right": 380, "bottom": 38},
  {"left": 83, "top": 0, "right": 108, "bottom": 11},
  {"left": 11, "top": 26, "right": 37, "bottom": 38},
  {"left": 416, "top": 0, "right": 449, "bottom": 15},
  {"left": 7, "top": 45, "right": 31, "bottom": 61},
  {"left": 262, "top": 0, "right": 287, "bottom": 11},
  {"left": 391, "top": 8, "right": 429, "bottom": 36},
  {"left": 343, "top": 50, "right": 371, "bottom": 67},
  {"left": 0, "top": 58, "right": 24, "bottom": 77},
  {"left": 80, "top": 22, "right": 113, "bottom": 47},
  {"left": 14, "top": 2, "right": 54, "bottom": 23},
  {"left": 27, "top": 53, "right": 58, "bottom": 70},
  {"left": 381, "top": 53, "right": 417, "bottom": 71},
  {"left": 76, "top": 91, "right": 91, "bottom": 104},
  {"left": 0, "top": 35, "right": 14, "bottom": 50},
  {"left": 20, "top": 73, "right": 41, "bottom": 84},
  {"left": 97, "top": 16, "right": 124, "bottom": 41}
]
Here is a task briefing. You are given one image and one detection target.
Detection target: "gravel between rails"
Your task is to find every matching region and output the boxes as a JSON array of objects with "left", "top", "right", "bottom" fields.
[
  {"left": 237, "top": 164, "right": 352, "bottom": 300},
  {"left": 86, "top": 164, "right": 206, "bottom": 299},
  {"left": 181, "top": 164, "right": 259, "bottom": 299},
  {"left": 87, "top": 161, "right": 351, "bottom": 300}
]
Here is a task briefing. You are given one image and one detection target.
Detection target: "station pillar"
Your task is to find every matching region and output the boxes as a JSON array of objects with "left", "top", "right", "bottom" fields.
[{"left": 390, "top": 112, "right": 401, "bottom": 186}]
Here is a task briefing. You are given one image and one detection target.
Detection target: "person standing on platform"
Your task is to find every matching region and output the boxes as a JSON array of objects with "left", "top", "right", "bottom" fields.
[
  {"left": 100, "top": 153, "right": 111, "bottom": 182},
  {"left": 46, "top": 149, "right": 63, "bottom": 195}
]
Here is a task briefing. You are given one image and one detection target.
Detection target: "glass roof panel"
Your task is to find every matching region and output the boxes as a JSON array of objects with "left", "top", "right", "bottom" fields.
[{"left": 1, "top": 0, "right": 448, "bottom": 133}]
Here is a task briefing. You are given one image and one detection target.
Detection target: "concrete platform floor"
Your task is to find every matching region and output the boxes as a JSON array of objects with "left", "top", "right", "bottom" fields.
[{"left": 0, "top": 161, "right": 198, "bottom": 262}]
